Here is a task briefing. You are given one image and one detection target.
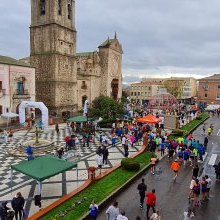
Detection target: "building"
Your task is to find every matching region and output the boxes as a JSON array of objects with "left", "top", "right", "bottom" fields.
[
  {"left": 0, "top": 55, "right": 35, "bottom": 124},
  {"left": 130, "top": 81, "right": 163, "bottom": 104},
  {"left": 163, "top": 77, "right": 197, "bottom": 102},
  {"left": 29, "top": 0, "right": 122, "bottom": 117},
  {"left": 129, "top": 77, "right": 197, "bottom": 105},
  {"left": 197, "top": 74, "right": 220, "bottom": 105}
]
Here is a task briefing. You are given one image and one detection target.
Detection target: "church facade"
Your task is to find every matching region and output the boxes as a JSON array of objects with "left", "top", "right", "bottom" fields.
[{"left": 29, "top": 0, "right": 122, "bottom": 118}]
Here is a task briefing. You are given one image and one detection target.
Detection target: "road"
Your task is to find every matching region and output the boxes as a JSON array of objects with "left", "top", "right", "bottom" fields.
[{"left": 97, "top": 115, "right": 220, "bottom": 220}]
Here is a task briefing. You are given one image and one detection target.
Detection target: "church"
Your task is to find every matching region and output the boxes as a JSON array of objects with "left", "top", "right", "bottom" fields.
[{"left": 27, "top": 0, "right": 123, "bottom": 118}]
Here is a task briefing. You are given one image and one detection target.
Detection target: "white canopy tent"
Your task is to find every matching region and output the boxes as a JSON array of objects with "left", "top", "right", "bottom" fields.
[
  {"left": 19, "top": 101, "right": 49, "bottom": 127},
  {"left": 205, "top": 105, "right": 220, "bottom": 111},
  {"left": 1, "top": 112, "right": 19, "bottom": 127}
]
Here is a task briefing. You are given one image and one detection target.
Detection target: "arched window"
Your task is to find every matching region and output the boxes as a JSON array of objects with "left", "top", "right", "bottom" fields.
[
  {"left": 58, "top": 0, "right": 62, "bottom": 15},
  {"left": 17, "top": 81, "right": 24, "bottom": 95},
  {"left": 40, "top": 0, "right": 46, "bottom": 15}
]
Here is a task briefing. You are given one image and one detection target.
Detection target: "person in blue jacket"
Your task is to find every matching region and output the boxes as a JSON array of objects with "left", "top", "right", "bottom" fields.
[
  {"left": 26, "top": 145, "right": 34, "bottom": 161},
  {"left": 89, "top": 200, "right": 98, "bottom": 220}
]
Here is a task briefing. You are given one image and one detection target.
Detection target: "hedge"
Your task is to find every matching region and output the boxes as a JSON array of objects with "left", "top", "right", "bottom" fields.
[
  {"left": 168, "top": 112, "right": 209, "bottom": 140},
  {"left": 121, "top": 158, "right": 140, "bottom": 171}
]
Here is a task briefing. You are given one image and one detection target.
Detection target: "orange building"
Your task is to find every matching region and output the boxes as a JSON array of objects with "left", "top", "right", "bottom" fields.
[{"left": 198, "top": 74, "right": 220, "bottom": 105}]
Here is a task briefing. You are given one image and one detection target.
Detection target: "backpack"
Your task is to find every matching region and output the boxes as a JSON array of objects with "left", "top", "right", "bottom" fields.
[{"left": 34, "top": 195, "right": 41, "bottom": 207}]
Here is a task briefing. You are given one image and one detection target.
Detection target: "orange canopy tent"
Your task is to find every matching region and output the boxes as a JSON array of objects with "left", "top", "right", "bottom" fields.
[{"left": 135, "top": 114, "right": 161, "bottom": 124}]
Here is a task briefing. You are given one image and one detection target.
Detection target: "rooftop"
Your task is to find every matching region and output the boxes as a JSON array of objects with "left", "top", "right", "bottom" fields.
[
  {"left": 198, "top": 74, "right": 220, "bottom": 81},
  {"left": 76, "top": 52, "right": 95, "bottom": 57},
  {"left": 0, "top": 55, "right": 31, "bottom": 67},
  {"left": 99, "top": 38, "right": 115, "bottom": 47},
  {"left": 131, "top": 81, "right": 162, "bottom": 86}
]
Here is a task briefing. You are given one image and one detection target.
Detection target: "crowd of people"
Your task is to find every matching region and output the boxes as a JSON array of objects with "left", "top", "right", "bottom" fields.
[
  {"left": 0, "top": 192, "right": 25, "bottom": 220},
  {"left": 2, "top": 105, "right": 220, "bottom": 219},
  {"left": 86, "top": 115, "right": 220, "bottom": 220}
]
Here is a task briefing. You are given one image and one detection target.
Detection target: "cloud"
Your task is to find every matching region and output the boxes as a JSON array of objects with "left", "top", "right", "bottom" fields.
[{"left": 1, "top": 0, "right": 220, "bottom": 84}]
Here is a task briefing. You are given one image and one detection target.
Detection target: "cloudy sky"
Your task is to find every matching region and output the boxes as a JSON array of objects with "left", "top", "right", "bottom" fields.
[{"left": 1, "top": 0, "right": 220, "bottom": 84}]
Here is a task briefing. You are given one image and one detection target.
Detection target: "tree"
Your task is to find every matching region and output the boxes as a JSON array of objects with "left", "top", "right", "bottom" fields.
[
  {"left": 163, "top": 79, "right": 185, "bottom": 99},
  {"left": 89, "top": 95, "right": 125, "bottom": 121}
]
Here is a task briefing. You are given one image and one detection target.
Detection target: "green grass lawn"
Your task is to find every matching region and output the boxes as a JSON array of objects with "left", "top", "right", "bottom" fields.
[
  {"left": 41, "top": 152, "right": 152, "bottom": 220},
  {"left": 168, "top": 112, "right": 209, "bottom": 140}
]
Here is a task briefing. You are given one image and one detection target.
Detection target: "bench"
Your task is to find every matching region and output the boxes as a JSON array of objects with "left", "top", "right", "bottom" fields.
[{"left": 208, "top": 154, "right": 218, "bottom": 166}]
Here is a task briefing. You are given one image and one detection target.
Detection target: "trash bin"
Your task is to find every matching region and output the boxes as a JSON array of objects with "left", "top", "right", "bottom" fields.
[{"left": 88, "top": 166, "right": 96, "bottom": 180}]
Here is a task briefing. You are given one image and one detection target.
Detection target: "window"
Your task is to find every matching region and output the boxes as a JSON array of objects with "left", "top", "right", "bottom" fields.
[
  {"left": 205, "top": 93, "right": 208, "bottom": 98},
  {"left": 40, "top": 0, "right": 46, "bottom": 15},
  {"left": 203, "top": 83, "right": 208, "bottom": 91},
  {"left": 81, "top": 81, "right": 87, "bottom": 89},
  {"left": 131, "top": 92, "right": 133, "bottom": 96},
  {"left": 138, "top": 92, "right": 140, "bottom": 96},
  {"left": 217, "top": 94, "right": 220, "bottom": 100},
  {"left": 218, "top": 85, "right": 220, "bottom": 89},
  {"left": 67, "top": 3, "right": 71, "bottom": 19},
  {"left": 0, "top": 106, "right": 2, "bottom": 114},
  {"left": 17, "top": 81, "right": 24, "bottom": 95},
  {"left": 0, "top": 81, "right": 2, "bottom": 90},
  {"left": 58, "top": 0, "right": 62, "bottom": 15}
]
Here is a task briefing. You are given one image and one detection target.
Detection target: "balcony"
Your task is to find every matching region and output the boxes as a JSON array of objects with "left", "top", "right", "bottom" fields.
[{"left": 13, "top": 89, "right": 31, "bottom": 99}]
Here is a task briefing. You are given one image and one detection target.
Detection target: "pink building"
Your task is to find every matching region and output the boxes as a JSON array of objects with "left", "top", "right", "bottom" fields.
[{"left": 0, "top": 55, "right": 35, "bottom": 124}]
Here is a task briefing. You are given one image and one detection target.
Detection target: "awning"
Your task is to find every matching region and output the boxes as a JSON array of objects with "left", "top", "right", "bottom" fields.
[
  {"left": 11, "top": 155, "right": 77, "bottom": 182},
  {"left": 67, "top": 115, "right": 93, "bottom": 123},
  {"left": 1, "top": 112, "right": 19, "bottom": 118}
]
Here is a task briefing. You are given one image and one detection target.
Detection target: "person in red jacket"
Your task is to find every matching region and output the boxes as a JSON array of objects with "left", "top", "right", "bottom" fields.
[{"left": 146, "top": 189, "right": 156, "bottom": 219}]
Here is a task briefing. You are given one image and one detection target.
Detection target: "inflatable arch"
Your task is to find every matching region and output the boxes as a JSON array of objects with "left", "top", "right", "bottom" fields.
[{"left": 19, "top": 101, "right": 49, "bottom": 127}]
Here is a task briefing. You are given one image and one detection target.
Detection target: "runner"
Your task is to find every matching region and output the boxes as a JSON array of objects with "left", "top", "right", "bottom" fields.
[
  {"left": 192, "top": 179, "right": 200, "bottom": 207},
  {"left": 192, "top": 164, "right": 199, "bottom": 179},
  {"left": 116, "top": 210, "right": 128, "bottom": 220},
  {"left": 205, "top": 175, "right": 211, "bottom": 199},
  {"left": 170, "top": 159, "right": 180, "bottom": 181},
  {"left": 188, "top": 176, "right": 196, "bottom": 201},
  {"left": 200, "top": 176, "right": 208, "bottom": 202},
  {"left": 106, "top": 201, "right": 119, "bottom": 220},
  {"left": 137, "top": 178, "right": 147, "bottom": 208},
  {"left": 150, "top": 155, "right": 157, "bottom": 175},
  {"left": 145, "top": 189, "right": 157, "bottom": 220}
]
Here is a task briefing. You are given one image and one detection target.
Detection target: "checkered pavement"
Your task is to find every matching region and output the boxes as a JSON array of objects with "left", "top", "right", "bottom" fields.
[{"left": 0, "top": 126, "right": 120, "bottom": 194}]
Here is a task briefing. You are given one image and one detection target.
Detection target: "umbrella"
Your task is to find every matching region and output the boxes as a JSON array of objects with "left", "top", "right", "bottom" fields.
[{"left": 1, "top": 112, "right": 19, "bottom": 127}]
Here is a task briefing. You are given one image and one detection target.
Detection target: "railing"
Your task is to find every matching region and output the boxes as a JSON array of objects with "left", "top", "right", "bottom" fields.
[
  {"left": 14, "top": 89, "right": 29, "bottom": 95},
  {"left": 13, "top": 89, "right": 30, "bottom": 99}
]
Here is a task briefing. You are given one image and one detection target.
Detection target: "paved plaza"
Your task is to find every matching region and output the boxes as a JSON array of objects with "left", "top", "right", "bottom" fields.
[{"left": 0, "top": 124, "right": 143, "bottom": 217}]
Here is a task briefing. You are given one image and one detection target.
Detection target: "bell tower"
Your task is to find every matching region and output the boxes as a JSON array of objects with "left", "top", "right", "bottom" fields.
[{"left": 30, "top": 0, "right": 77, "bottom": 114}]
